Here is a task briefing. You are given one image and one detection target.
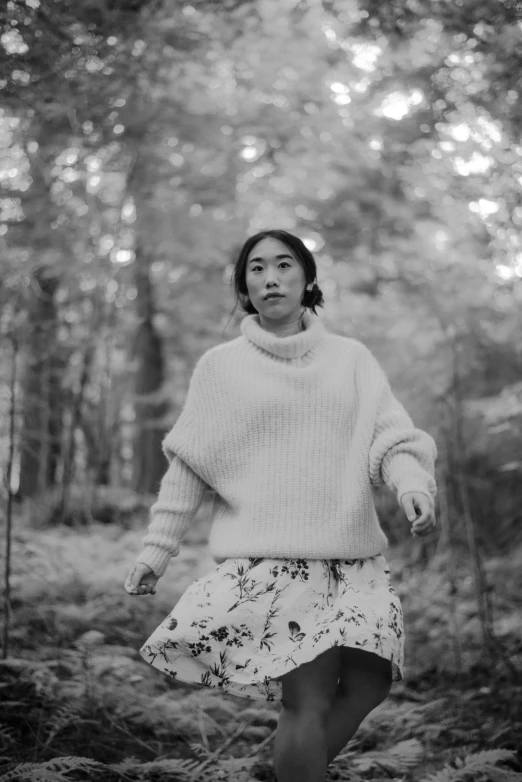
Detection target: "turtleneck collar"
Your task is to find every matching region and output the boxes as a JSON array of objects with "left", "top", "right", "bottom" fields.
[{"left": 240, "top": 309, "right": 327, "bottom": 360}]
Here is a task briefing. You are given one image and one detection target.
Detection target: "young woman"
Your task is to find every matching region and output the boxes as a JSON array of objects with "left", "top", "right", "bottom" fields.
[{"left": 124, "top": 229, "right": 437, "bottom": 782}]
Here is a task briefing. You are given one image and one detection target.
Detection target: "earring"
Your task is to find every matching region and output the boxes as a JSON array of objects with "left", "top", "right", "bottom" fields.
[{"left": 306, "top": 281, "right": 315, "bottom": 292}]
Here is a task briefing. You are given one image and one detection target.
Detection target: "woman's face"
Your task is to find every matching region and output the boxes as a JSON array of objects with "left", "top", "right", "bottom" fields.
[{"left": 245, "top": 237, "right": 307, "bottom": 324}]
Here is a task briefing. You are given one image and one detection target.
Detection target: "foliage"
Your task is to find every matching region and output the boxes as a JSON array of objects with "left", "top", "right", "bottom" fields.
[
  {"left": 1, "top": 515, "right": 521, "bottom": 781},
  {"left": 0, "top": 757, "right": 111, "bottom": 782},
  {"left": 1, "top": 0, "right": 521, "bottom": 532},
  {"left": 421, "top": 750, "right": 519, "bottom": 782}
]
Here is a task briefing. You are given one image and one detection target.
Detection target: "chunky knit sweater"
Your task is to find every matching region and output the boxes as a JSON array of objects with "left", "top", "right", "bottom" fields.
[{"left": 135, "top": 310, "right": 437, "bottom": 576}]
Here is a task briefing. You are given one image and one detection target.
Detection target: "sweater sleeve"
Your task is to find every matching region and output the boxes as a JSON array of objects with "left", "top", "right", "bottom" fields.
[
  {"left": 134, "top": 454, "right": 208, "bottom": 576},
  {"left": 364, "top": 350, "right": 437, "bottom": 503},
  {"left": 134, "top": 353, "right": 212, "bottom": 576}
]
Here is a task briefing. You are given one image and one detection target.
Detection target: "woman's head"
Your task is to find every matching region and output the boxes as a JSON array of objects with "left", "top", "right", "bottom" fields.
[{"left": 232, "top": 229, "right": 324, "bottom": 323}]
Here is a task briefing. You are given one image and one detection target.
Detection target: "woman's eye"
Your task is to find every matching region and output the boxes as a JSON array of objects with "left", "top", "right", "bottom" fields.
[{"left": 250, "top": 262, "right": 291, "bottom": 271}]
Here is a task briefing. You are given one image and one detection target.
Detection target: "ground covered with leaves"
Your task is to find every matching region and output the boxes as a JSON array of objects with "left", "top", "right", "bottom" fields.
[{"left": 1, "top": 508, "right": 521, "bottom": 782}]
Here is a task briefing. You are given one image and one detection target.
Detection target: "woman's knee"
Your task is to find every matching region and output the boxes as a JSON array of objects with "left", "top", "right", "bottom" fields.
[
  {"left": 338, "top": 672, "right": 391, "bottom": 711},
  {"left": 280, "top": 647, "right": 341, "bottom": 716},
  {"left": 338, "top": 647, "right": 392, "bottom": 706},
  {"left": 369, "top": 671, "right": 392, "bottom": 705}
]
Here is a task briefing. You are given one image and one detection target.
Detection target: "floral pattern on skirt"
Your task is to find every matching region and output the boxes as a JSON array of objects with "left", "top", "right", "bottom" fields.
[{"left": 139, "top": 554, "right": 404, "bottom": 701}]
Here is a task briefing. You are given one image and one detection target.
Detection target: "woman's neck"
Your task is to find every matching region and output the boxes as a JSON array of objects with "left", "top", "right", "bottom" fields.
[{"left": 258, "top": 309, "right": 306, "bottom": 338}]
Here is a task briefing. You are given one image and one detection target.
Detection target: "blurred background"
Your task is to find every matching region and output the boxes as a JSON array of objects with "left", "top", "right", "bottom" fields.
[{"left": 0, "top": 1, "right": 521, "bottom": 781}]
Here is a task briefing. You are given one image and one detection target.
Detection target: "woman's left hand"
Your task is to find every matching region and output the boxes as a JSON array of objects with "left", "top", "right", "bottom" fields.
[{"left": 400, "top": 492, "right": 436, "bottom": 537}]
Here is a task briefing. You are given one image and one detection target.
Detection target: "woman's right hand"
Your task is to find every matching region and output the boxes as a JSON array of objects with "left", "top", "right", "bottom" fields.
[{"left": 124, "top": 562, "right": 160, "bottom": 595}]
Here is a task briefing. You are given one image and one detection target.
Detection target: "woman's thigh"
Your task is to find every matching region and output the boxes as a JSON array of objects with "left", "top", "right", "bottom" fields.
[
  {"left": 338, "top": 647, "right": 392, "bottom": 703},
  {"left": 279, "top": 647, "right": 341, "bottom": 715}
]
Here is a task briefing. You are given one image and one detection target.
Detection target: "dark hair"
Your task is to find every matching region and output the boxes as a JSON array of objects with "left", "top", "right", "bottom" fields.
[{"left": 231, "top": 229, "right": 325, "bottom": 316}]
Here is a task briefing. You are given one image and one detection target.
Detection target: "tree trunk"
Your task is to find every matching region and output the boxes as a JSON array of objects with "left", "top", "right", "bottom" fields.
[
  {"left": 18, "top": 265, "right": 59, "bottom": 499},
  {"left": 46, "top": 348, "right": 67, "bottom": 487},
  {"left": 2, "top": 333, "right": 19, "bottom": 659},
  {"left": 58, "top": 341, "right": 94, "bottom": 520},
  {"left": 132, "top": 243, "right": 169, "bottom": 494}
]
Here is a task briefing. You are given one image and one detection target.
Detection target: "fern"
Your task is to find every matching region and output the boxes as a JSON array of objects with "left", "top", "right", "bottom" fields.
[
  {"left": 0, "top": 659, "right": 38, "bottom": 689},
  {"left": 0, "top": 724, "right": 17, "bottom": 748},
  {"left": 424, "top": 767, "right": 521, "bottom": 782},
  {"left": 463, "top": 750, "right": 517, "bottom": 767},
  {"left": 0, "top": 659, "right": 58, "bottom": 701},
  {"left": 186, "top": 757, "right": 258, "bottom": 782},
  {"left": 351, "top": 737, "right": 424, "bottom": 774},
  {"left": 111, "top": 757, "right": 202, "bottom": 779},
  {"left": 421, "top": 748, "right": 519, "bottom": 782},
  {"left": 188, "top": 741, "right": 212, "bottom": 760},
  {"left": 0, "top": 756, "right": 110, "bottom": 782},
  {"left": 234, "top": 706, "right": 278, "bottom": 726},
  {"left": 486, "top": 771, "right": 522, "bottom": 782},
  {"left": 423, "top": 765, "right": 463, "bottom": 782},
  {"left": 42, "top": 704, "right": 84, "bottom": 747},
  {"left": 0, "top": 771, "right": 64, "bottom": 782},
  {"left": 0, "top": 659, "right": 34, "bottom": 674}
]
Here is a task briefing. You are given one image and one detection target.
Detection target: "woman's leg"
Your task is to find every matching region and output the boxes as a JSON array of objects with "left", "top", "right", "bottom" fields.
[
  {"left": 325, "top": 647, "right": 393, "bottom": 766},
  {"left": 274, "top": 647, "right": 341, "bottom": 782}
]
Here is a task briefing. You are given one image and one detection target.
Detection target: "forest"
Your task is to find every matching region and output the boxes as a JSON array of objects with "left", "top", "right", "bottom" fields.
[{"left": 0, "top": 0, "right": 521, "bottom": 780}]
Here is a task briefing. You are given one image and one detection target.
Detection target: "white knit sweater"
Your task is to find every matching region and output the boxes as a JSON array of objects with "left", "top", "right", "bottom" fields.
[{"left": 135, "top": 310, "right": 437, "bottom": 576}]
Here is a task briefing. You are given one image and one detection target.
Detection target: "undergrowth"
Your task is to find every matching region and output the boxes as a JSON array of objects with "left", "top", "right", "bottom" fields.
[{"left": 1, "top": 511, "right": 521, "bottom": 781}]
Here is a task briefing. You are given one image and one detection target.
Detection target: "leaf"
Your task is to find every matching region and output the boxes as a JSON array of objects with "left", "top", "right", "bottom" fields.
[
  {"left": 420, "top": 748, "right": 519, "bottom": 782},
  {"left": 189, "top": 741, "right": 211, "bottom": 759},
  {"left": 463, "top": 749, "right": 517, "bottom": 767},
  {"left": 387, "top": 738, "right": 425, "bottom": 768},
  {"left": 0, "top": 756, "right": 109, "bottom": 782},
  {"left": 124, "top": 757, "right": 202, "bottom": 774},
  {"left": 1, "top": 772, "right": 65, "bottom": 782},
  {"left": 0, "top": 724, "right": 17, "bottom": 747},
  {"left": 422, "top": 766, "right": 457, "bottom": 782},
  {"left": 42, "top": 704, "right": 83, "bottom": 747},
  {"left": 352, "top": 737, "right": 424, "bottom": 774}
]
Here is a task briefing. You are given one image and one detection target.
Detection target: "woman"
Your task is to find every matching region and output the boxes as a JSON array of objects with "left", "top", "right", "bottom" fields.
[{"left": 124, "top": 228, "right": 437, "bottom": 782}]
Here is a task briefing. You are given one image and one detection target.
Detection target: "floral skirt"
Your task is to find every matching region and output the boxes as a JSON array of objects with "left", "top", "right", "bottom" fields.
[{"left": 139, "top": 554, "right": 404, "bottom": 701}]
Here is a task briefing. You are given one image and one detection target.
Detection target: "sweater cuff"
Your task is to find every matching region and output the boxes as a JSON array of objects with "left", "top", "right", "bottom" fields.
[
  {"left": 135, "top": 545, "right": 176, "bottom": 577},
  {"left": 394, "top": 470, "right": 437, "bottom": 504}
]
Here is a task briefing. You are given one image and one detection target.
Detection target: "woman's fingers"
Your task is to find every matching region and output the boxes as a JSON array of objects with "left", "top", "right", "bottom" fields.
[
  {"left": 124, "top": 563, "right": 159, "bottom": 595},
  {"left": 411, "top": 506, "right": 436, "bottom": 536},
  {"left": 411, "top": 519, "right": 434, "bottom": 536},
  {"left": 401, "top": 492, "right": 436, "bottom": 536},
  {"left": 414, "top": 496, "right": 432, "bottom": 523}
]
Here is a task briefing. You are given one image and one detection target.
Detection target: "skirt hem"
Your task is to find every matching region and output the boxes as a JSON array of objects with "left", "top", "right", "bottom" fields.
[{"left": 141, "top": 639, "right": 403, "bottom": 701}]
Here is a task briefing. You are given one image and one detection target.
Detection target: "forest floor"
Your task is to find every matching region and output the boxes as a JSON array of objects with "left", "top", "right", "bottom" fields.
[{"left": 1, "top": 500, "right": 521, "bottom": 782}]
